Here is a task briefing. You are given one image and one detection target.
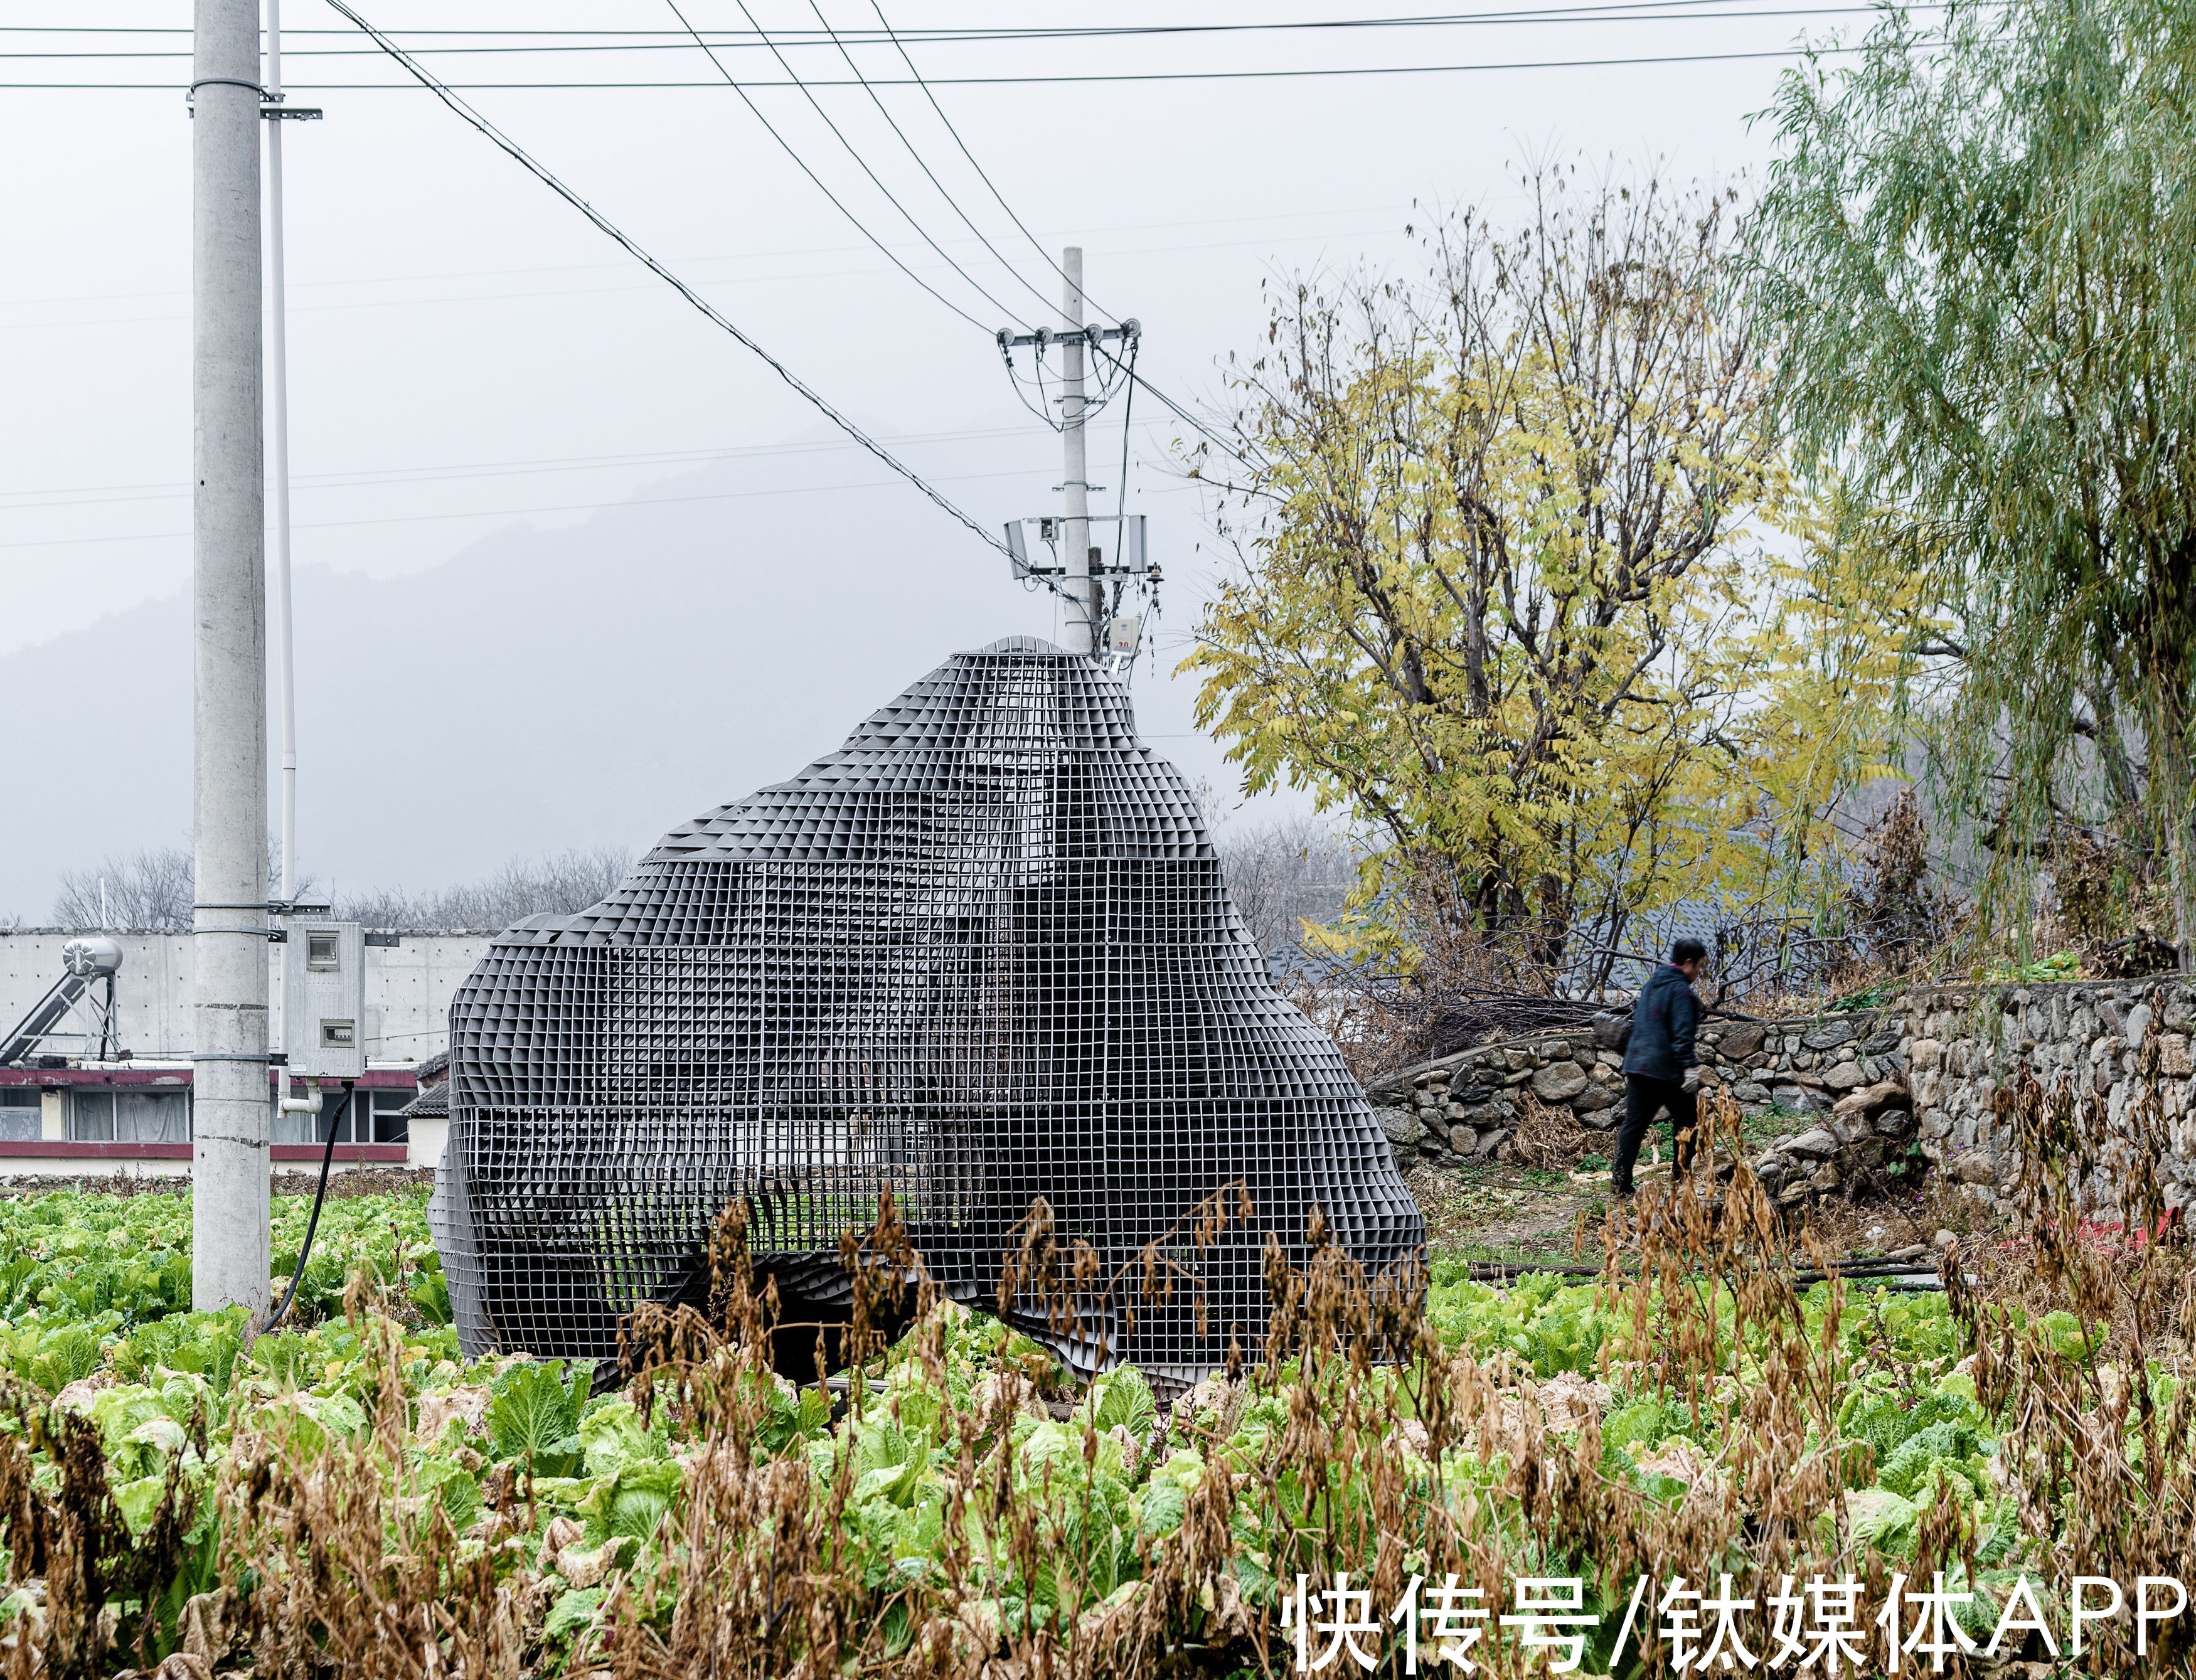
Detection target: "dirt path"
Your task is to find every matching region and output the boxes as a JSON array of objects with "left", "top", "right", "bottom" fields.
[
  {"left": 1404, "top": 1155, "right": 1943, "bottom": 1267},
  {"left": 1402, "top": 1161, "right": 1603, "bottom": 1260}
]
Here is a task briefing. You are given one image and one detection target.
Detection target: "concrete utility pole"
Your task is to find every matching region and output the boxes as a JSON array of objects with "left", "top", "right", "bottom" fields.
[
  {"left": 267, "top": 0, "right": 297, "bottom": 906},
  {"left": 191, "top": 0, "right": 271, "bottom": 1314},
  {"left": 997, "top": 251, "right": 1142, "bottom": 667},
  {"left": 1058, "top": 247, "right": 1095, "bottom": 657}
]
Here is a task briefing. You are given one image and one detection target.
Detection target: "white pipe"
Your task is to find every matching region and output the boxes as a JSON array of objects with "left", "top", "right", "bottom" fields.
[
  {"left": 191, "top": 0, "right": 272, "bottom": 1315},
  {"left": 278, "top": 1077, "right": 321, "bottom": 1115},
  {"left": 267, "top": 0, "right": 297, "bottom": 905}
]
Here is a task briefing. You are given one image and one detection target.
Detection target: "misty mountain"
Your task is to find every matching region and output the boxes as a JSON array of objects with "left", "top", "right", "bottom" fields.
[{"left": 0, "top": 435, "right": 1250, "bottom": 922}]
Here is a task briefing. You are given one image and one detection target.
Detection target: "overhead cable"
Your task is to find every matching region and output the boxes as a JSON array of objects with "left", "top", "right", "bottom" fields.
[
  {"left": 1092, "top": 337, "right": 1266, "bottom": 476},
  {"left": 668, "top": 0, "right": 1028, "bottom": 331},
  {"left": 999, "top": 339, "right": 1062, "bottom": 433},
  {"left": 850, "top": 1, "right": 1249, "bottom": 477},
  {"left": 0, "top": 422, "right": 1043, "bottom": 508},
  {"left": 319, "top": 0, "right": 1015, "bottom": 561},
  {"left": 0, "top": 1, "right": 1973, "bottom": 48},
  {"left": 1110, "top": 335, "right": 1139, "bottom": 575},
  {"left": 867, "top": 0, "right": 1118, "bottom": 326},
  {"left": 0, "top": 460, "right": 1069, "bottom": 552},
  {"left": 802, "top": 1, "right": 1062, "bottom": 323},
  {"left": 0, "top": 40, "right": 1894, "bottom": 90}
]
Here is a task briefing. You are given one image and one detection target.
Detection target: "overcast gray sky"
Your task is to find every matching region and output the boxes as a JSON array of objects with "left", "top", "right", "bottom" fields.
[{"left": 0, "top": 1, "right": 1836, "bottom": 914}]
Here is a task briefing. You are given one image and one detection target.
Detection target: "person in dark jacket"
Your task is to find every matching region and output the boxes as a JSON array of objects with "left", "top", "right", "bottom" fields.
[{"left": 1611, "top": 937, "right": 1707, "bottom": 1197}]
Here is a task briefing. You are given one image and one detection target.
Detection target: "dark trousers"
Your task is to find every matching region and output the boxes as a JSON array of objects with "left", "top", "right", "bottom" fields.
[{"left": 1611, "top": 1075, "right": 1698, "bottom": 1195}]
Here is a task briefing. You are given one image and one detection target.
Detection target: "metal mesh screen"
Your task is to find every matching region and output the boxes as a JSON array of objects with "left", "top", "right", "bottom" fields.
[{"left": 429, "top": 637, "right": 1424, "bottom": 1388}]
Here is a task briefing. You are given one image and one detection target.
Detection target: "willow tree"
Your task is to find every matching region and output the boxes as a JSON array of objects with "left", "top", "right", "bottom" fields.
[
  {"left": 1749, "top": 0, "right": 2196, "bottom": 968},
  {"left": 1184, "top": 171, "right": 1786, "bottom": 981}
]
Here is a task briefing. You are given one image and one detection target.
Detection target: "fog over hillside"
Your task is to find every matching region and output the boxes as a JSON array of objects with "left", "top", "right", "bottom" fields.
[{"left": 0, "top": 430, "right": 1286, "bottom": 922}]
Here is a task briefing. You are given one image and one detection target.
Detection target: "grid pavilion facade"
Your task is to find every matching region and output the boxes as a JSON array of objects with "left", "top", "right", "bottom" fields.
[{"left": 429, "top": 637, "right": 1424, "bottom": 1389}]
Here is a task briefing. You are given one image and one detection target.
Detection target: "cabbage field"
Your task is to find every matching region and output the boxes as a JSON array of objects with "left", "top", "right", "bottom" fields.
[{"left": 0, "top": 1081, "right": 2184, "bottom": 1680}]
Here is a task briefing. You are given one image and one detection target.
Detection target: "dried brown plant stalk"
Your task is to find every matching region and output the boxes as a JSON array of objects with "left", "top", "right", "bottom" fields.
[{"left": 16, "top": 1051, "right": 2196, "bottom": 1676}]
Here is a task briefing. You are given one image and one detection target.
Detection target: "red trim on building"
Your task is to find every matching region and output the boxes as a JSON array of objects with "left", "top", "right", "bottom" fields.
[
  {"left": 0, "top": 1068, "right": 418, "bottom": 1090},
  {"left": 0, "top": 1069, "right": 192, "bottom": 1088},
  {"left": 0, "top": 1142, "right": 410, "bottom": 1162}
]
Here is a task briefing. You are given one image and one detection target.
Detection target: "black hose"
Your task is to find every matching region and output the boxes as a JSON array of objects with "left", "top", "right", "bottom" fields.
[
  {"left": 263, "top": 1082, "right": 354, "bottom": 1334},
  {"left": 1459, "top": 1257, "right": 1943, "bottom": 1288}
]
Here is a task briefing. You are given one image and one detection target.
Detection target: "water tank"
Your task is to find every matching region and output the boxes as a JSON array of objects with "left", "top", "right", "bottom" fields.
[{"left": 61, "top": 937, "right": 123, "bottom": 979}]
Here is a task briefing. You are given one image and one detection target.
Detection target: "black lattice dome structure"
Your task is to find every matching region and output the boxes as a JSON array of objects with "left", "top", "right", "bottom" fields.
[{"left": 429, "top": 637, "right": 1424, "bottom": 1388}]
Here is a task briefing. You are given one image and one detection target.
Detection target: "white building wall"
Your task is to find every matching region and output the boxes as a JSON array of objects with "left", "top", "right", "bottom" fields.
[{"left": 0, "top": 930, "right": 494, "bottom": 1066}]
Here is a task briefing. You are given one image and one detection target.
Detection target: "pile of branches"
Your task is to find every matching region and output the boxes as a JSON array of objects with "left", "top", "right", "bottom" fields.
[
  {"left": 1308, "top": 969, "right": 1608, "bottom": 1085},
  {"left": 1420, "top": 989, "right": 1609, "bottom": 1060},
  {"left": 1282, "top": 885, "right": 1623, "bottom": 1082}
]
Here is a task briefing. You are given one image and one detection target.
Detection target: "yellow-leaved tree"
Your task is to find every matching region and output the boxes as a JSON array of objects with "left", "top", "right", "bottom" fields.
[{"left": 1185, "top": 170, "right": 1904, "bottom": 987}]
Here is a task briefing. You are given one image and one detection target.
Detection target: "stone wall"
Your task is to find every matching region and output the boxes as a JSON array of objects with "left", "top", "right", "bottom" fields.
[
  {"left": 1362, "top": 976, "right": 2196, "bottom": 1215},
  {"left": 1363, "top": 1003, "right": 1912, "bottom": 1204},
  {"left": 1898, "top": 978, "right": 2196, "bottom": 1216}
]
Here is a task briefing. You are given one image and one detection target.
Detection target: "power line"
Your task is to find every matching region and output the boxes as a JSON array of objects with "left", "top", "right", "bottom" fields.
[
  {"left": 0, "top": 40, "right": 1899, "bottom": 90},
  {"left": 678, "top": 0, "right": 1161, "bottom": 496},
  {"left": 0, "top": 422, "right": 1048, "bottom": 508},
  {"left": 854, "top": 0, "right": 1200, "bottom": 488},
  {"left": 868, "top": 3, "right": 1274, "bottom": 500},
  {"left": 318, "top": 0, "right": 1015, "bottom": 561},
  {"left": 816, "top": 3, "right": 1259, "bottom": 476},
  {"left": 0, "top": 199, "right": 1431, "bottom": 309},
  {"left": 856, "top": 6, "right": 1250, "bottom": 476},
  {"left": 0, "top": 1, "right": 1967, "bottom": 47},
  {"left": 19, "top": 10, "right": 1897, "bottom": 555},
  {"left": 866, "top": 0, "right": 1116, "bottom": 329},
  {"left": 1110, "top": 335, "right": 1139, "bottom": 576},
  {"left": 0, "top": 216, "right": 1430, "bottom": 339},
  {"left": 803, "top": 0, "right": 1060, "bottom": 322},
  {"left": 1093, "top": 336, "right": 1266, "bottom": 477},
  {"left": 0, "top": 462, "right": 1060, "bottom": 552},
  {"left": 663, "top": 0, "right": 1029, "bottom": 332},
  {"left": 999, "top": 338, "right": 1064, "bottom": 433}
]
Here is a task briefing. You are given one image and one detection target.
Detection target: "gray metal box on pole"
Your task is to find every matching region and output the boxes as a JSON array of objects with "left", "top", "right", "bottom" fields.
[
  {"left": 190, "top": 0, "right": 272, "bottom": 1314},
  {"left": 282, "top": 922, "right": 366, "bottom": 1080}
]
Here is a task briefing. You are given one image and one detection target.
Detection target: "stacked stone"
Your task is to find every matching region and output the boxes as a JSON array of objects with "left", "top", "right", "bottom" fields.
[
  {"left": 1365, "top": 1028, "right": 1623, "bottom": 1165},
  {"left": 1744, "top": 1077, "right": 1916, "bottom": 1206},
  {"left": 1365, "top": 1008, "right": 1907, "bottom": 1164},
  {"left": 1701, "top": 1013, "right": 1906, "bottom": 1118},
  {"left": 1361, "top": 977, "right": 2196, "bottom": 1225},
  {"left": 1363, "top": 1006, "right": 1914, "bottom": 1201},
  {"left": 1901, "top": 981, "right": 2196, "bottom": 1215}
]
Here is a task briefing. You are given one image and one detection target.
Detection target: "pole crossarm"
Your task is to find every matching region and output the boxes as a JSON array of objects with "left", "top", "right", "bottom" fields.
[{"left": 996, "top": 321, "right": 1139, "bottom": 350}]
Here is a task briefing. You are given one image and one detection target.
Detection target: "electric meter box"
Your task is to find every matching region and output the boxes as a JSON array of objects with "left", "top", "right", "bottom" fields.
[{"left": 282, "top": 920, "right": 366, "bottom": 1080}]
